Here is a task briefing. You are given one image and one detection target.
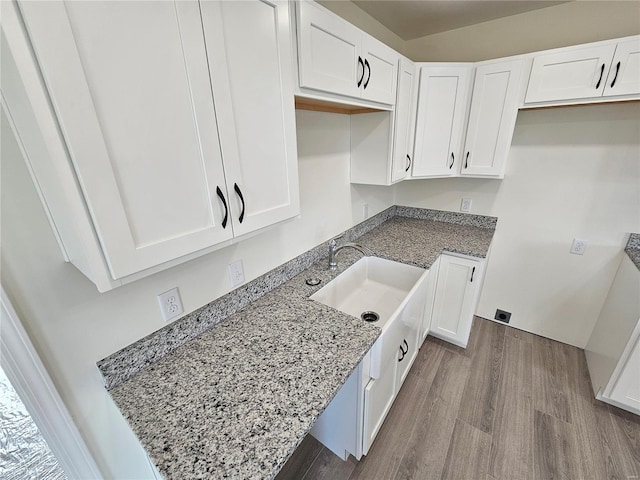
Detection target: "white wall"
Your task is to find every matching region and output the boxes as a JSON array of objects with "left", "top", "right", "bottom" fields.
[
  {"left": 1, "top": 109, "right": 394, "bottom": 478},
  {"left": 404, "top": 1, "right": 640, "bottom": 62},
  {"left": 396, "top": 103, "right": 640, "bottom": 347}
]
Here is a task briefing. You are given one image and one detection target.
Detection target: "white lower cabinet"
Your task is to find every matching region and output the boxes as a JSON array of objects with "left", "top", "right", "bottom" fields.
[
  {"left": 586, "top": 253, "right": 640, "bottom": 415},
  {"left": 428, "top": 254, "right": 485, "bottom": 348},
  {"left": 10, "top": 0, "right": 299, "bottom": 292}
]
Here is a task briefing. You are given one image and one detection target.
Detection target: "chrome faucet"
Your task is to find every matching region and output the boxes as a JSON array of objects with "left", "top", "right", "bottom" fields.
[{"left": 328, "top": 237, "right": 374, "bottom": 270}]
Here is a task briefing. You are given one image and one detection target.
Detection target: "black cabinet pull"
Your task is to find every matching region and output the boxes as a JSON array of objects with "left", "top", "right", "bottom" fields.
[
  {"left": 464, "top": 151, "right": 469, "bottom": 169},
  {"left": 216, "top": 186, "right": 228, "bottom": 229},
  {"left": 363, "top": 59, "right": 371, "bottom": 89},
  {"left": 233, "top": 183, "right": 245, "bottom": 223},
  {"left": 405, "top": 154, "right": 411, "bottom": 172},
  {"left": 357, "top": 56, "right": 365, "bottom": 87},
  {"left": 402, "top": 339, "right": 408, "bottom": 353},
  {"left": 470, "top": 266, "right": 476, "bottom": 282},
  {"left": 595, "top": 63, "right": 605, "bottom": 89},
  {"left": 398, "top": 347, "right": 404, "bottom": 362},
  {"left": 610, "top": 61, "right": 621, "bottom": 88},
  {"left": 398, "top": 339, "right": 408, "bottom": 362},
  {"left": 449, "top": 152, "right": 455, "bottom": 169}
]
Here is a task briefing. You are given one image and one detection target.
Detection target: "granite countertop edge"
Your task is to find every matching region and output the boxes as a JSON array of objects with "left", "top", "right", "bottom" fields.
[{"left": 624, "top": 233, "right": 640, "bottom": 270}]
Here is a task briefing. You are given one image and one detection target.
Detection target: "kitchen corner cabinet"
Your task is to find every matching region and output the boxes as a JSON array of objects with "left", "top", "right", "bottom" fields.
[
  {"left": 350, "top": 57, "right": 416, "bottom": 185},
  {"left": 460, "top": 59, "right": 524, "bottom": 178},
  {"left": 412, "top": 64, "right": 472, "bottom": 179},
  {"left": 428, "top": 254, "right": 485, "bottom": 348},
  {"left": 586, "top": 254, "right": 640, "bottom": 415},
  {"left": 15, "top": 0, "right": 299, "bottom": 291},
  {"left": 411, "top": 59, "right": 523, "bottom": 180},
  {"left": 296, "top": 1, "right": 398, "bottom": 105},
  {"left": 525, "top": 36, "right": 640, "bottom": 104}
]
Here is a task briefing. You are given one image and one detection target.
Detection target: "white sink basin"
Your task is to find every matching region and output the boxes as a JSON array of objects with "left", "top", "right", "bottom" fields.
[{"left": 310, "top": 256, "right": 425, "bottom": 329}]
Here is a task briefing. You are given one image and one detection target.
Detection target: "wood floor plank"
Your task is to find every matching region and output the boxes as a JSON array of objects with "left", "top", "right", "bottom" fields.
[
  {"left": 533, "top": 335, "right": 572, "bottom": 423},
  {"left": 564, "top": 344, "right": 626, "bottom": 480},
  {"left": 393, "top": 350, "right": 471, "bottom": 480},
  {"left": 533, "top": 409, "right": 583, "bottom": 480},
  {"left": 607, "top": 404, "right": 640, "bottom": 479},
  {"left": 458, "top": 318, "right": 505, "bottom": 433},
  {"left": 505, "top": 325, "right": 535, "bottom": 344},
  {"left": 488, "top": 334, "right": 534, "bottom": 480},
  {"left": 441, "top": 419, "right": 491, "bottom": 480},
  {"left": 348, "top": 341, "right": 446, "bottom": 480},
  {"left": 275, "top": 435, "right": 324, "bottom": 480},
  {"left": 301, "top": 447, "right": 357, "bottom": 480}
]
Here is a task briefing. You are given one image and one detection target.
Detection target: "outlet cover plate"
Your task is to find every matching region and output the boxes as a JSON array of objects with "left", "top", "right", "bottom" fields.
[
  {"left": 570, "top": 238, "right": 588, "bottom": 255},
  {"left": 157, "top": 287, "right": 184, "bottom": 322},
  {"left": 460, "top": 197, "right": 472, "bottom": 213},
  {"left": 228, "top": 259, "right": 245, "bottom": 287}
]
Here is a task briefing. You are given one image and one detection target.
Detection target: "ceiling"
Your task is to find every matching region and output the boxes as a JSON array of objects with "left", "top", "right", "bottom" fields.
[{"left": 349, "top": 0, "right": 570, "bottom": 40}]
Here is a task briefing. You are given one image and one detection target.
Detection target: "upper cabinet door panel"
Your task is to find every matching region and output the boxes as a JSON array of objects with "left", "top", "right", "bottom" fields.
[
  {"left": 412, "top": 66, "right": 471, "bottom": 178},
  {"left": 201, "top": 0, "right": 300, "bottom": 237},
  {"left": 391, "top": 59, "right": 415, "bottom": 183},
  {"left": 604, "top": 39, "right": 640, "bottom": 97},
  {"left": 20, "top": 1, "right": 231, "bottom": 279},
  {"left": 297, "top": 1, "right": 362, "bottom": 99},
  {"left": 525, "top": 44, "right": 616, "bottom": 103},
  {"left": 461, "top": 59, "right": 524, "bottom": 178},
  {"left": 361, "top": 36, "right": 398, "bottom": 104}
]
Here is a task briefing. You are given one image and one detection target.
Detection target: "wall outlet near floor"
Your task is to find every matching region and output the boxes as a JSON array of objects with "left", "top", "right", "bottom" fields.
[
  {"left": 495, "top": 309, "right": 511, "bottom": 323},
  {"left": 228, "top": 259, "right": 245, "bottom": 287},
  {"left": 570, "top": 238, "right": 588, "bottom": 255},
  {"left": 363, "top": 203, "right": 369, "bottom": 220},
  {"left": 460, "top": 197, "right": 472, "bottom": 213},
  {"left": 157, "top": 287, "right": 184, "bottom": 322}
]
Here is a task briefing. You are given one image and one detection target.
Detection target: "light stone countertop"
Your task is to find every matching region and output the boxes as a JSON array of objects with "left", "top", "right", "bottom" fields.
[
  {"left": 625, "top": 233, "right": 640, "bottom": 270},
  {"left": 105, "top": 211, "right": 496, "bottom": 480}
]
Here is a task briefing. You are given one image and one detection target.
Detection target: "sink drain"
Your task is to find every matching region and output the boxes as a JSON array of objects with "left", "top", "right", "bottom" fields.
[{"left": 361, "top": 311, "right": 379, "bottom": 322}]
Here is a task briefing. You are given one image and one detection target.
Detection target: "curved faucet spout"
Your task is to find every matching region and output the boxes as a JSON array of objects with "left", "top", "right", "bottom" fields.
[{"left": 328, "top": 239, "right": 374, "bottom": 270}]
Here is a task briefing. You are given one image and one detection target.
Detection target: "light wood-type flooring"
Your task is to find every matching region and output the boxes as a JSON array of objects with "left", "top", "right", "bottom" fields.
[{"left": 276, "top": 317, "right": 640, "bottom": 480}]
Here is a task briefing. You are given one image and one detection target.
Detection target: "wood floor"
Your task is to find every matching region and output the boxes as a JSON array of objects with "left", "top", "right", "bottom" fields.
[{"left": 276, "top": 317, "right": 640, "bottom": 480}]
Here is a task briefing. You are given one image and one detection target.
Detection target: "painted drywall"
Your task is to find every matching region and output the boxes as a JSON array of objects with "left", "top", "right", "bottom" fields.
[
  {"left": 396, "top": 103, "right": 640, "bottom": 347},
  {"left": 404, "top": 1, "right": 640, "bottom": 62},
  {"left": 317, "top": 0, "right": 405, "bottom": 54},
  {"left": 1, "top": 109, "right": 394, "bottom": 477}
]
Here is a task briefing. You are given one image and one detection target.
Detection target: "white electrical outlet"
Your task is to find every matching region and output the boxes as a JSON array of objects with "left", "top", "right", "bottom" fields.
[
  {"left": 460, "top": 197, "right": 472, "bottom": 213},
  {"left": 570, "top": 238, "right": 588, "bottom": 255},
  {"left": 363, "top": 203, "right": 369, "bottom": 220},
  {"left": 157, "top": 287, "right": 184, "bottom": 322},
  {"left": 228, "top": 259, "right": 245, "bottom": 287}
]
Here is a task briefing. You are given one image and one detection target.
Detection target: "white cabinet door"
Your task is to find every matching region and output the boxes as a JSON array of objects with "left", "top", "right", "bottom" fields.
[
  {"left": 361, "top": 36, "right": 398, "bottom": 105},
  {"left": 297, "top": 1, "right": 362, "bottom": 99},
  {"left": 608, "top": 331, "right": 640, "bottom": 414},
  {"left": 412, "top": 65, "right": 472, "bottom": 178},
  {"left": 20, "top": 1, "right": 232, "bottom": 280},
  {"left": 201, "top": 0, "right": 299, "bottom": 238},
  {"left": 429, "top": 255, "right": 484, "bottom": 348},
  {"left": 603, "top": 39, "right": 640, "bottom": 97},
  {"left": 525, "top": 44, "right": 616, "bottom": 103},
  {"left": 460, "top": 59, "right": 524, "bottom": 178},
  {"left": 390, "top": 58, "right": 416, "bottom": 183},
  {"left": 395, "top": 269, "right": 430, "bottom": 389},
  {"left": 363, "top": 357, "right": 396, "bottom": 456}
]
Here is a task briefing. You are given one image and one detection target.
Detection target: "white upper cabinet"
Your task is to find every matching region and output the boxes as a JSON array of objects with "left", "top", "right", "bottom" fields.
[
  {"left": 296, "top": 1, "right": 398, "bottom": 105},
  {"left": 412, "top": 65, "right": 473, "bottom": 178},
  {"left": 603, "top": 39, "right": 640, "bottom": 97},
  {"left": 525, "top": 36, "right": 640, "bottom": 104},
  {"left": 14, "top": 0, "right": 298, "bottom": 291},
  {"left": 460, "top": 59, "right": 524, "bottom": 178},
  {"left": 390, "top": 59, "right": 417, "bottom": 183},
  {"left": 201, "top": 0, "right": 299, "bottom": 238}
]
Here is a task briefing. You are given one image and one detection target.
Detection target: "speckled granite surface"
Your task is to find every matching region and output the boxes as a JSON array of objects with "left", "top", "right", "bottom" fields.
[
  {"left": 101, "top": 207, "right": 497, "bottom": 480},
  {"left": 625, "top": 233, "right": 640, "bottom": 270}
]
